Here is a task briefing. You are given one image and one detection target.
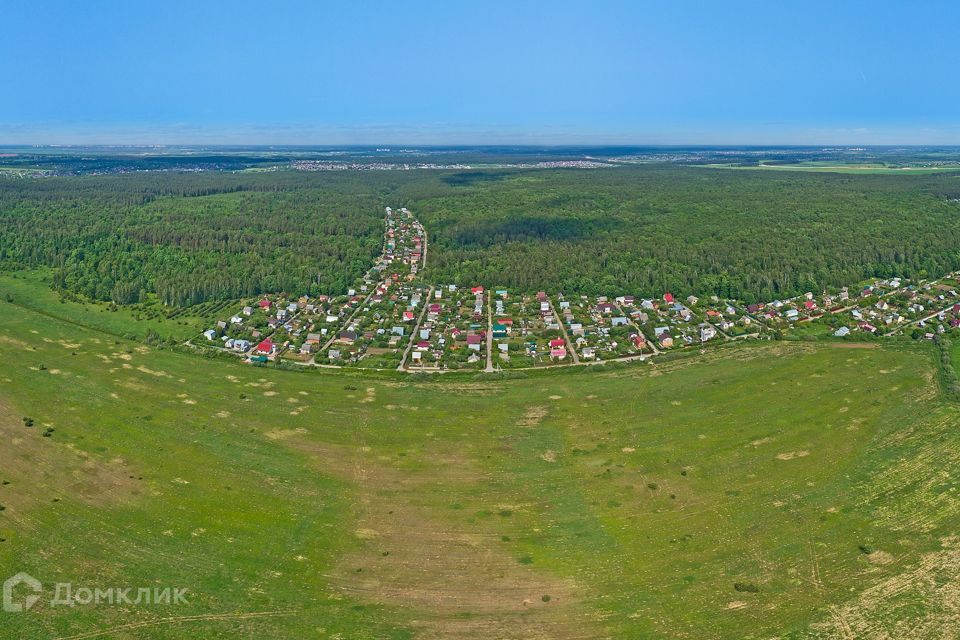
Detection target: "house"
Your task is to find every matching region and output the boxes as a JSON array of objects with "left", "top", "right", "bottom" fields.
[
  {"left": 230, "top": 315, "right": 244, "bottom": 325},
  {"left": 596, "top": 302, "right": 615, "bottom": 314},
  {"left": 258, "top": 299, "right": 271, "bottom": 310},
  {"left": 492, "top": 323, "right": 508, "bottom": 338},
  {"left": 746, "top": 304, "right": 761, "bottom": 315},
  {"left": 391, "top": 326, "right": 405, "bottom": 336},
  {"left": 233, "top": 339, "right": 250, "bottom": 352},
  {"left": 329, "top": 349, "right": 341, "bottom": 360},
  {"left": 858, "top": 321, "right": 878, "bottom": 334},
  {"left": 471, "top": 286, "right": 484, "bottom": 295},
  {"left": 659, "top": 334, "right": 674, "bottom": 348},
  {"left": 663, "top": 292, "right": 675, "bottom": 303},
  {"left": 654, "top": 326, "right": 670, "bottom": 337},
  {"left": 550, "top": 347, "right": 567, "bottom": 359},
  {"left": 255, "top": 338, "right": 275, "bottom": 355},
  {"left": 338, "top": 331, "right": 358, "bottom": 344},
  {"left": 202, "top": 329, "right": 217, "bottom": 341},
  {"left": 834, "top": 326, "right": 851, "bottom": 337},
  {"left": 466, "top": 334, "right": 483, "bottom": 351},
  {"left": 402, "top": 311, "right": 416, "bottom": 322},
  {"left": 700, "top": 326, "right": 717, "bottom": 342},
  {"left": 804, "top": 300, "right": 817, "bottom": 311},
  {"left": 785, "top": 309, "right": 800, "bottom": 320},
  {"left": 582, "top": 346, "right": 596, "bottom": 359},
  {"left": 611, "top": 317, "right": 629, "bottom": 327},
  {"left": 242, "top": 306, "right": 253, "bottom": 316},
  {"left": 549, "top": 338, "right": 566, "bottom": 349},
  {"left": 687, "top": 295, "right": 699, "bottom": 305},
  {"left": 299, "top": 343, "right": 315, "bottom": 355}
]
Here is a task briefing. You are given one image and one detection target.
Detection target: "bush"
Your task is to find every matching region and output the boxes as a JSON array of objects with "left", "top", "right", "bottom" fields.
[{"left": 734, "top": 582, "right": 760, "bottom": 593}]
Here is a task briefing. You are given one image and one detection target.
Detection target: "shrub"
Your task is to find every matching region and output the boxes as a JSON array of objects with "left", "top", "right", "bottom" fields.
[{"left": 734, "top": 582, "right": 759, "bottom": 593}]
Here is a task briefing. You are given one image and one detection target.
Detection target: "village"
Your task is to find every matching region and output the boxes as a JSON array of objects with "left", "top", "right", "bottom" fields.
[{"left": 195, "top": 207, "right": 960, "bottom": 373}]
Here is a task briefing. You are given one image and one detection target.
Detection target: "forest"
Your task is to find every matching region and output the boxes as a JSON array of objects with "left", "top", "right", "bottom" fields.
[
  {"left": 395, "top": 165, "right": 960, "bottom": 301},
  {"left": 0, "top": 172, "right": 388, "bottom": 306},
  {"left": 3, "top": 162, "right": 960, "bottom": 306}
]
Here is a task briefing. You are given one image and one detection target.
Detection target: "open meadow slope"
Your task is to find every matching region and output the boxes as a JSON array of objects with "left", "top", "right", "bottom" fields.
[{"left": 2, "top": 299, "right": 960, "bottom": 639}]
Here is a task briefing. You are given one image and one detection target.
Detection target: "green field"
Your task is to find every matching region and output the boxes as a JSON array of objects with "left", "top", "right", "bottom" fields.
[
  {"left": 2, "top": 295, "right": 959, "bottom": 639},
  {"left": 0, "top": 269, "right": 221, "bottom": 342}
]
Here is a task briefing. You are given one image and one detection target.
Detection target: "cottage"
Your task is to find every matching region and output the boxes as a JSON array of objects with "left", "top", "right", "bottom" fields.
[
  {"left": 659, "top": 334, "right": 674, "bottom": 348},
  {"left": 834, "top": 326, "right": 851, "bottom": 337},
  {"left": 202, "top": 329, "right": 217, "bottom": 341},
  {"left": 338, "top": 331, "right": 358, "bottom": 344},
  {"left": 466, "top": 334, "right": 483, "bottom": 351},
  {"left": 255, "top": 338, "right": 275, "bottom": 355},
  {"left": 611, "top": 317, "right": 629, "bottom": 327},
  {"left": 582, "top": 346, "right": 596, "bottom": 359}
]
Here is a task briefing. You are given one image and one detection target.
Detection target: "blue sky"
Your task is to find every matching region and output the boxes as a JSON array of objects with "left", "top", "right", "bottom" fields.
[{"left": 2, "top": 1, "right": 959, "bottom": 144}]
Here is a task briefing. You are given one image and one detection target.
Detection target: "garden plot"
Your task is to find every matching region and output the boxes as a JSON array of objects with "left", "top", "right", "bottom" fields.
[
  {"left": 489, "top": 290, "right": 564, "bottom": 368},
  {"left": 419, "top": 285, "right": 487, "bottom": 370}
]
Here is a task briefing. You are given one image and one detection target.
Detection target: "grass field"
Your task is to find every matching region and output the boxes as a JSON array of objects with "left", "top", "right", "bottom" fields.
[
  {"left": 0, "top": 269, "right": 222, "bottom": 342},
  {"left": 2, "top": 297, "right": 960, "bottom": 638}
]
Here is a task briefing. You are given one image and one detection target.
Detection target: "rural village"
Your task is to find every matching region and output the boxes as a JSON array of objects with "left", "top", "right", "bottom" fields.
[{"left": 196, "top": 206, "right": 960, "bottom": 373}]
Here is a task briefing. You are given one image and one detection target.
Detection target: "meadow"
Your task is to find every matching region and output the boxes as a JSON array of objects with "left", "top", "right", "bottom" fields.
[{"left": 2, "top": 295, "right": 959, "bottom": 639}]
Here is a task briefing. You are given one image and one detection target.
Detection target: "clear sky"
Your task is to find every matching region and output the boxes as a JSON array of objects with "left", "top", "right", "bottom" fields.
[{"left": 2, "top": 1, "right": 959, "bottom": 145}]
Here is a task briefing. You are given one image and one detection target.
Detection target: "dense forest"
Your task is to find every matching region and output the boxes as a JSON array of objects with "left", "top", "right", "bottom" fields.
[
  {"left": 4, "top": 163, "right": 960, "bottom": 307},
  {"left": 0, "top": 172, "right": 389, "bottom": 306},
  {"left": 394, "top": 166, "right": 960, "bottom": 302}
]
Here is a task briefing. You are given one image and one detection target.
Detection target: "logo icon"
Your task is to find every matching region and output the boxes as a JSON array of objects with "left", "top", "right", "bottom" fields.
[{"left": 3, "top": 572, "right": 42, "bottom": 613}]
